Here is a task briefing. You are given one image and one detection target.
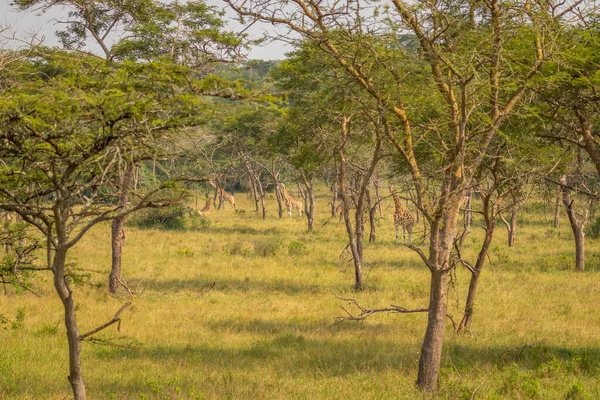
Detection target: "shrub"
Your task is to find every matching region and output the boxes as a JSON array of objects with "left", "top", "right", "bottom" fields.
[
  {"left": 128, "top": 205, "right": 210, "bottom": 231},
  {"left": 228, "top": 240, "right": 253, "bottom": 257},
  {"left": 288, "top": 241, "right": 308, "bottom": 256},
  {"left": 586, "top": 216, "right": 600, "bottom": 239},
  {"left": 129, "top": 206, "right": 187, "bottom": 230},
  {"left": 253, "top": 238, "right": 282, "bottom": 257}
]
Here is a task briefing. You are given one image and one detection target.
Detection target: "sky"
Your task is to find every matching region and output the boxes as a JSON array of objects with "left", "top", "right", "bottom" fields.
[{"left": 0, "top": 0, "right": 291, "bottom": 60}]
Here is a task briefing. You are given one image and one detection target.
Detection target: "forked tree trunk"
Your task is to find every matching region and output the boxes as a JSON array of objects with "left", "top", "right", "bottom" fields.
[
  {"left": 299, "top": 176, "right": 315, "bottom": 231},
  {"left": 109, "top": 165, "right": 133, "bottom": 294},
  {"left": 256, "top": 177, "right": 267, "bottom": 219},
  {"left": 499, "top": 204, "right": 518, "bottom": 248},
  {"left": 366, "top": 188, "right": 376, "bottom": 242}
]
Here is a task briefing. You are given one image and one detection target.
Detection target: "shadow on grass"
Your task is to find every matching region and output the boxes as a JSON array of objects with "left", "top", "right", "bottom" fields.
[
  {"left": 93, "top": 334, "right": 419, "bottom": 377},
  {"left": 137, "top": 275, "right": 379, "bottom": 295},
  {"left": 207, "top": 225, "right": 282, "bottom": 236},
  {"left": 445, "top": 343, "right": 600, "bottom": 375},
  {"left": 93, "top": 334, "right": 600, "bottom": 382}
]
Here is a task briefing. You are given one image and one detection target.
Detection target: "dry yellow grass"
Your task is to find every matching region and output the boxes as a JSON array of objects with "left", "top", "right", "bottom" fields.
[{"left": 1, "top": 191, "right": 600, "bottom": 399}]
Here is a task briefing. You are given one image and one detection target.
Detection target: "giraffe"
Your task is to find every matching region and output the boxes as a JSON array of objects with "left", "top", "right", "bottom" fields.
[
  {"left": 209, "top": 180, "right": 236, "bottom": 209},
  {"left": 388, "top": 184, "right": 414, "bottom": 246},
  {"left": 197, "top": 198, "right": 211, "bottom": 215},
  {"left": 279, "top": 183, "right": 304, "bottom": 217}
]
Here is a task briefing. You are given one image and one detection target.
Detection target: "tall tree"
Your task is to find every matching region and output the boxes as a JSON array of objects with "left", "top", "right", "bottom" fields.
[
  {"left": 226, "top": 0, "right": 570, "bottom": 390},
  {"left": 0, "top": 53, "right": 202, "bottom": 400},
  {"left": 13, "top": 0, "right": 247, "bottom": 293}
]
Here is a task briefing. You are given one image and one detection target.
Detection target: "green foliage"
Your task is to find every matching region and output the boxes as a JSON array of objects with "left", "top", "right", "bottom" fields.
[
  {"left": 0, "top": 222, "right": 41, "bottom": 294},
  {"left": 288, "top": 241, "right": 308, "bottom": 256},
  {"left": 586, "top": 217, "right": 600, "bottom": 239},
  {"left": 1, "top": 308, "right": 26, "bottom": 331},
  {"left": 252, "top": 238, "right": 282, "bottom": 257},
  {"left": 128, "top": 206, "right": 210, "bottom": 231}
]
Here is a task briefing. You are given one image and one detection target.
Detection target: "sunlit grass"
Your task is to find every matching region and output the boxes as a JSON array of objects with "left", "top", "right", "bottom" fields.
[{"left": 1, "top": 193, "right": 599, "bottom": 399}]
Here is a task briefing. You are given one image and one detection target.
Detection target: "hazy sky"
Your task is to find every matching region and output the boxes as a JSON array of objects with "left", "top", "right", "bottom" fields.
[{"left": 0, "top": 0, "right": 291, "bottom": 60}]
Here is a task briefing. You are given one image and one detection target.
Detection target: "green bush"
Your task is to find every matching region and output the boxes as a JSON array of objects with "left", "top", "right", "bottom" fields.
[
  {"left": 253, "top": 238, "right": 282, "bottom": 257},
  {"left": 288, "top": 241, "right": 308, "bottom": 256},
  {"left": 586, "top": 216, "right": 600, "bottom": 239},
  {"left": 128, "top": 205, "right": 210, "bottom": 231},
  {"left": 129, "top": 206, "right": 187, "bottom": 230}
]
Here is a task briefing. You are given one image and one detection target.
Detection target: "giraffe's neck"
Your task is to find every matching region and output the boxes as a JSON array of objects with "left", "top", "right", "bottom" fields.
[{"left": 391, "top": 193, "right": 405, "bottom": 213}]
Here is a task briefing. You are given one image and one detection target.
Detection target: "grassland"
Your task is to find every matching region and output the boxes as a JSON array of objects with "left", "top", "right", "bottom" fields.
[{"left": 1, "top": 189, "right": 600, "bottom": 399}]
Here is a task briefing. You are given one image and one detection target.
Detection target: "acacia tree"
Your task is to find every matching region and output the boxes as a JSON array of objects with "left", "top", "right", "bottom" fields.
[
  {"left": 226, "top": 0, "right": 571, "bottom": 390},
  {"left": 0, "top": 53, "right": 202, "bottom": 400},
  {"left": 13, "top": 0, "right": 247, "bottom": 293}
]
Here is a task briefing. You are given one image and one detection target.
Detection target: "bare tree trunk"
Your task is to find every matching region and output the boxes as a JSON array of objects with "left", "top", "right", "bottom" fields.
[
  {"left": 458, "top": 198, "right": 497, "bottom": 333},
  {"left": 561, "top": 176, "right": 586, "bottom": 272},
  {"left": 417, "top": 268, "right": 448, "bottom": 391},
  {"left": 249, "top": 173, "right": 259, "bottom": 212},
  {"left": 457, "top": 191, "right": 472, "bottom": 248},
  {"left": 416, "top": 183, "right": 463, "bottom": 391},
  {"left": 109, "top": 164, "right": 133, "bottom": 294},
  {"left": 338, "top": 117, "right": 364, "bottom": 291},
  {"left": 508, "top": 205, "right": 518, "bottom": 247},
  {"left": 299, "top": 175, "right": 315, "bottom": 231},
  {"left": 53, "top": 205, "right": 86, "bottom": 400},
  {"left": 256, "top": 176, "right": 267, "bottom": 219},
  {"left": 366, "top": 187, "right": 376, "bottom": 242},
  {"left": 331, "top": 176, "right": 338, "bottom": 217},
  {"left": 499, "top": 204, "right": 518, "bottom": 248},
  {"left": 373, "top": 178, "right": 383, "bottom": 217},
  {"left": 554, "top": 186, "right": 561, "bottom": 228},
  {"left": 274, "top": 182, "right": 284, "bottom": 218}
]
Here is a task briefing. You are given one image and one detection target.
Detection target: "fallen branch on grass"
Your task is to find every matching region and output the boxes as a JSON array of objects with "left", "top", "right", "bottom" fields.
[
  {"left": 336, "top": 297, "right": 457, "bottom": 332},
  {"left": 79, "top": 302, "right": 131, "bottom": 341},
  {"left": 193, "top": 281, "right": 216, "bottom": 298}
]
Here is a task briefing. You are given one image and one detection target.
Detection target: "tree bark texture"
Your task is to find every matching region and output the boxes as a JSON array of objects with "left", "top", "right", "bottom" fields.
[
  {"left": 458, "top": 198, "right": 497, "bottom": 333},
  {"left": 109, "top": 164, "right": 133, "bottom": 294},
  {"left": 53, "top": 205, "right": 86, "bottom": 399},
  {"left": 561, "top": 177, "right": 585, "bottom": 272},
  {"left": 554, "top": 187, "right": 561, "bottom": 228}
]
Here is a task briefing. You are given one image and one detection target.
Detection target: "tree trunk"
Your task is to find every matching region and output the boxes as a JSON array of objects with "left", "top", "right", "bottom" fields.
[
  {"left": 417, "top": 268, "right": 448, "bottom": 392},
  {"left": 457, "top": 191, "right": 472, "bottom": 248},
  {"left": 300, "top": 176, "right": 315, "bottom": 231},
  {"left": 458, "top": 200, "right": 497, "bottom": 333},
  {"left": 561, "top": 177, "right": 585, "bottom": 272},
  {"left": 331, "top": 177, "right": 338, "bottom": 217},
  {"left": 53, "top": 205, "right": 86, "bottom": 399},
  {"left": 508, "top": 205, "right": 518, "bottom": 248},
  {"left": 275, "top": 185, "right": 284, "bottom": 218},
  {"left": 256, "top": 177, "right": 267, "bottom": 219},
  {"left": 366, "top": 188, "right": 376, "bottom": 242},
  {"left": 109, "top": 165, "right": 133, "bottom": 294},
  {"left": 554, "top": 187, "right": 561, "bottom": 228},
  {"left": 373, "top": 178, "right": 383, "bottom": 217}
]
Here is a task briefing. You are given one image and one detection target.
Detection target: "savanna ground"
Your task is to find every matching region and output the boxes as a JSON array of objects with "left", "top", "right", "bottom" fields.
[{"left": 1, "top": 188, "right": 600, "bottom": 399}]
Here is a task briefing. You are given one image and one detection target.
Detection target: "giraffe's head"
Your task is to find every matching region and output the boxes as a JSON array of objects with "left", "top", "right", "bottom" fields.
[{"left": 388, "top": 183, "right": 395, "bottom": 193}]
